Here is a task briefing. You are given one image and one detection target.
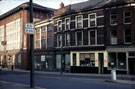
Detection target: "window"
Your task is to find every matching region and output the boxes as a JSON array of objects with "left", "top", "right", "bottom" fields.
[
  {"left": 110, "top": 12, "right": 117, "bottom": 25},
  {"left": 80, "top": 53, "right": 95, "bottom": 67},
  {"left": 65, "top": 33, "right": 70, "bottom": 46},
  {"left": 124, "top": 11, "right": 131, "bottom": 24},
  {"left": 36, "top": 40, "right": 40, "bottom": 48},
  {"left": 76, "top": 16, "right": 83, "bottom": 28},
  {"left": 124, "top": 29, "right": 131, "bottom": 43},
  {"left": 76, "top": 31, "right": 83, "bottom": 46},
  {"left": 108, "top": 52, "right": 127, "bottom": 69},
  {"left": 89, "top": 30, "right": 97, "bottom": 45},
  {"left": 40, "top": 12, "right": 43, "bottom": 18},
  {"left": 57, "top": 20, "right": 62, "bottom": 31},
  {"left": 36, "top": 28, "right": 40, "bottom": 34},
  {"left": 41, "top": 39, "right": 46, "bottom": 49},
  {"left": 41, "top": 26, "right": 46, "bottom": 32},
  {"left": 65, "top": 18, "right": 70, "bottom": 30},
  {"left": 48, "top": 24, "right": 53, "bottom": 31},
  {"left": 110, "top": 29, "right": 117, "bottom": 44},
  {"left": 57, "top": 34, "right": 62, "bottom": 47},
  {"left": 89, "top": 13, "right": 96, "bottom": 27}
]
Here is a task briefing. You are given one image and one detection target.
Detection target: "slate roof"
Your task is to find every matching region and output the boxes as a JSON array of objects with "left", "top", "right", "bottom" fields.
[{"left": 70, "top": 0, "right": 134, "bottom": 11}]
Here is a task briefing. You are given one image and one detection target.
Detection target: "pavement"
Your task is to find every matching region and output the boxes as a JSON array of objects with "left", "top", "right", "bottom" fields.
[{"left": 0, "top": 80, "right": 45, "bottom": 89}]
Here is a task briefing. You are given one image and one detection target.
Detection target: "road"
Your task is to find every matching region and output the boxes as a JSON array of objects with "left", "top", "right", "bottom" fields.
[{"left": 0, "top": 70, "right": 134, "bottom": 89}]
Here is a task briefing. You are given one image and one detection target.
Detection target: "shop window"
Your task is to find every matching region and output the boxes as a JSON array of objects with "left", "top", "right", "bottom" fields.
[
  {"left": 108, "top": 53, "right": 117, "bottom": 68},
  {"left": 124, "top": 11, "right": 131, "bottom": 24},
  {"left": 89, "top": 13, "right": 96, "bottom": 27},
  {"left": 110, "top": 29, "right": 117, "bottom": 44},
  {"left": 41, "top": 26, "right": 46, "bottom": 32},
  {"left": 108, "top": 52, "right": 127, "bottom": 69},
  {"left": 128, "top": 52, "right": 135, "bottom": 57},
  {"left": 57, "top": 20, "right": 62, "bottom": 31},
  {"left": 56, "top": 54, "right": 61, "bottom": 69},
  {"left": 41, "top": 39, "right": 46, "bottom": 49},
  {"left": 73, "top": 53, "right": 76, "bottom": 66},
  {"left": 118, "top": 53, "right": 126, "bottom": 69},
  {"left": 76, "top": 16, "right": 83, "bottom": 28},
  {"left": 89, "top": 30, "right": 97, "bottom": 45},
  {"left": 65, "top": 33, "right": 70, "bottom": 46},
  {"left": 65, "top": 54, "right": 70, "bottom": 69},
  {"left": 57, "top": 34, "right": 62, "bottom": 47},
  {"left": 76, "top": 31, "right": 83, "bottom": 46},
  {"left": 110, "top": 12, "right": 117, "bottom": 25},
  {"left": 80, "top": 53, "right": 95, "bottom": 67},
  {"left": 65, "top": 18, "right": 70, "bottom": 30},
  {"left": 124, "top": 29, "right": 131, "bottom": 43}
]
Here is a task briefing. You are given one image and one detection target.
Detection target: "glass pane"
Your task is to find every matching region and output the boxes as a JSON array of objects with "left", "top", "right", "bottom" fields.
[
  {"left": 108, "top": 53, "right": 117, "bottom": 68},
  {"left": 125, "top": 12, "right": 130, "bottom": 17},
  {"left": 125, "top": 18, "right": 131, "bottom": 23},
  {"left": 90, "top": 31, "right": 95, "bottom": 45},
  {"left": 90, "top": 21, "right": 95, "bottom": 27},
  {"left": 118, "top": 53, "right": 126, "bottom": 69},
  {"left": 90, "top": 14, "right": 95, "bottom": 19},
  {"left": 77, "top": 32, "right": 82, "bottom": 45}
]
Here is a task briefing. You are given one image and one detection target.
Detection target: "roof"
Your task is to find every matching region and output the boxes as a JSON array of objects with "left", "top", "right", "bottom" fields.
[
  {"left": 70, "top": 0, "right": 135, "bottom": 11},
  {"left": 0, "top": 2, "right": 55, "bottom": 20}
]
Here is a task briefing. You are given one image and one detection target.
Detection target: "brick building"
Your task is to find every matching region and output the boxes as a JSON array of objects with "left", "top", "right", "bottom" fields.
[
  {"left": 34, "top": 0, "right": 135, "bottom": 75},
  {"left": 0, "top": 2, "right": 54, "bottom": 69}
]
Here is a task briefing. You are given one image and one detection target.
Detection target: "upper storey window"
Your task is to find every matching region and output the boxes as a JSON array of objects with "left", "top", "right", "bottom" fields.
[
  {"left": 57, "top": 20, "right": 62, "bottom": 31},
  {"left": 110, "top": 12, "right": 117, "bottom": 25},
  {"left": 36, "top": 28, "right": 40, "bottom": 34},
  {"left": 124, "top": 11, "right": 131, "bottom": 24},
  {"left": 76, "top": 15, "right": 83, "bottom": 29},
  {"left": 89, "top": 13, "right": 96, "bottom": 27},
  {"left": 65, "top": 18, "right": 70, "bottom": 30}
]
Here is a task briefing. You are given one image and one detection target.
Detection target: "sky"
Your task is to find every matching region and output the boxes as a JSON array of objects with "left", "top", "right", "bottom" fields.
[{"left": 0, "top": 0, "right": 88, "bottom": 15}]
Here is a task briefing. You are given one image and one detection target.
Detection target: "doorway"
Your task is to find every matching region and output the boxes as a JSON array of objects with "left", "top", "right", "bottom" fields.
[
  {"left": 128, "top": 58, "right": 135, "bottom": 75},
  {"left": 98, "top": 53, "right": 104, "bottom": 74}
]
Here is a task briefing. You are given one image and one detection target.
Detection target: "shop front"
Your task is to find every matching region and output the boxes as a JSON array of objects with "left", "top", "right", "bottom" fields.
[{"left": 70, "top": 51, "right": 107, "bottom": 74}]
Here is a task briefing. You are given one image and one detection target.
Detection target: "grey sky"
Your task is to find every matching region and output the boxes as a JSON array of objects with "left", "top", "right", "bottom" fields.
[{"left": 0, "top": 0, "right": 88, "bottom": 15}]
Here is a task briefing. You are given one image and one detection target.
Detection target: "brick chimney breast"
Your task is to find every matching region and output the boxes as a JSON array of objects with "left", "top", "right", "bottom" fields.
[{"left": 60, "top": 2, "right": 64, "bottom": 8}]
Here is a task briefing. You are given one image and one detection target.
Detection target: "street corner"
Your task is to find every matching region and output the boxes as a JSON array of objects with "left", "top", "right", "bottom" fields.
[
  {"left": 0, "top": 80, "right": 46, "bottom": 89},
  {"left": 105, "top": 79, "right": 134, "bottom": 85}
]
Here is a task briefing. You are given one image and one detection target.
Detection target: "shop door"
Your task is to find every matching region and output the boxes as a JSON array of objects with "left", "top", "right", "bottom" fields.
[
  {"left": 128, "top": 58, "right": 135, "bottom": 75},
  {"left": 98, "top": 53, "right": 104, "bottom": 74}
]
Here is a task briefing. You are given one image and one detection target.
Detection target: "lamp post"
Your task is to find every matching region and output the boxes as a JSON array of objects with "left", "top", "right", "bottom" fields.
[
  {"left": 29, "top": 0, "right": 34, "bottom": 88},
  {"left": 61, "top": 28, "right": 64, "bottom": 75}
]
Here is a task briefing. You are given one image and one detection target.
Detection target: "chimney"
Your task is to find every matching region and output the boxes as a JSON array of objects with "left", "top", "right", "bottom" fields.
[{"left": 60, "top": 2, "right": 64, "bottom": 8}]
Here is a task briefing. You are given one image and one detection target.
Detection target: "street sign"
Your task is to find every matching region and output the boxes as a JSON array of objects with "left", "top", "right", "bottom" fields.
[{"left": 25, "top": 23, "right": 34, "bottom": 34}]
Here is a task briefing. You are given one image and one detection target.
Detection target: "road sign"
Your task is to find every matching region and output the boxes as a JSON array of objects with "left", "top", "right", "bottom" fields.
[{"left": 25, "top": 23, "right": 34, "bottom": 34}]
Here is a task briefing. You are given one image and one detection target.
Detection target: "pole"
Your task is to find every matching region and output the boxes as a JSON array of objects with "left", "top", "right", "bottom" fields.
[
  {"left": 61, "top": 29, "right": 64, "bottom": 75},
  {"left": 29, "top": 0, "right": 34, "bottom": 88}
]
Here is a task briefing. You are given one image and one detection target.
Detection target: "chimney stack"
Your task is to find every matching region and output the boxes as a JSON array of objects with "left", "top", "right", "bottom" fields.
[{"left": 60, "top": 2, "right": 64, "bottom": 8}]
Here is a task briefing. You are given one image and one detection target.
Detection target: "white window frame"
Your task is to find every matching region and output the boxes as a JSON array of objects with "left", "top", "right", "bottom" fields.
[
  {"left": 75, "top": 31, "right": 83, "bottom": 46},
  {"left": 57, "top": 34, "right": 62, "bottom": 47},
  {"left": 57, "top": 20, "right": 62, "bottom": 32},
  {"left": 110, "top": 13, "right": 117, "bottom": 25},
  {"left": 88, "top": 30, "right": 97, "bottom": 45},
  {"left": 124, "top": 11, "right": 131, "bottom": 24},
  {"left": 65, "top": 33, "right": 70, "bottom": 46},
  {"left": 88, "top": 13, "right": 97, "bottom": 28},
  {"left": 124, "top": 29, "right": 131, "bottom": 44},
  {"left": 75, "top": 15, "right": 83, "bottom": 29},
  {"left": 65, "top": 17, "right": 70, "bottom": 30}
]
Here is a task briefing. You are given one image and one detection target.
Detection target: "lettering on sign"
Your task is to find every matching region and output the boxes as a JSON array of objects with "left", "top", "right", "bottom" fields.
[{"left": 25, "top": 23, "right": 34, "bottom": 34}]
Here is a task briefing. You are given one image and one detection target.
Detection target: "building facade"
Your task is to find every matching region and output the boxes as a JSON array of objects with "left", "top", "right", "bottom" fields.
[
  {"left": 34, "top": 19, "right": 55, "bottom": 71},
  {"left": 0, "top": 2, "right": 54, "bottom": 69}
]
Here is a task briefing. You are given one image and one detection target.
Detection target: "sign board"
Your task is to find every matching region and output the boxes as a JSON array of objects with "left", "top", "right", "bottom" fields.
[
  {"left": 25, "top": 23, "right": 34, "bottom": 34},
  {"left": 41, "top": 55, "right": 45, "bottom": 62}
]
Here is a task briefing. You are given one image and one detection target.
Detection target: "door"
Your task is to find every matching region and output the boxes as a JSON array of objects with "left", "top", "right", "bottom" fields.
[
  {"left": 128, "top": 58, "right": 135, "bottom": 75},
  {"left": 98, "top": 53, "right": 104, "bottom": 74}
]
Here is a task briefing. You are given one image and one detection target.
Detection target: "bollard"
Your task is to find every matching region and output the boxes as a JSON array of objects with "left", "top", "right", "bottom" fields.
[{"left": 111, "top": 69, "right": 116, "bottom": 80}]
